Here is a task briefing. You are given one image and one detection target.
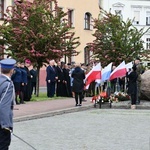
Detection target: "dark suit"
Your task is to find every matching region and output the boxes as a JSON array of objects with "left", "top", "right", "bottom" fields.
[
  {"left": 46, "top": 65, "right": 57, "bottom": 97},
  {"left": 126, "top": 71, "right": 138, "bottom": 105}
]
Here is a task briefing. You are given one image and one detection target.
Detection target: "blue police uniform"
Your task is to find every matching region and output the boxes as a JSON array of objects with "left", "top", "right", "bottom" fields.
[
  {"left": 11, "top": 66, "right": 22, "bottom": 104},
  {"left": 0, "top": 58, "right": 16, "bottom": 150},
  {"left": 20, "top": 67, "right": 27, "bottom": 103}
]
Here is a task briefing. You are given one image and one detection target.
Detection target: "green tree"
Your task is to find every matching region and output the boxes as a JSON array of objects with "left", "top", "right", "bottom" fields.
[
  {"left": 0, "top": 0, "right": 80, "bottom": 96},
  {"left": 87, "top": 8, "right": 149, "bottom": 67}
]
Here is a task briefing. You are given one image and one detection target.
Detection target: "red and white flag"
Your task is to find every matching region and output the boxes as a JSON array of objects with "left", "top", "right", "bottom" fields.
[
  {"left": 109, "top": 61, "right": 127, "bottom": 80},
  {"left": 85, "top": 63, "right": 101, "bottom": 89},
  {"left": 125, "top": 61, "right": 133, "bottom": 72}
]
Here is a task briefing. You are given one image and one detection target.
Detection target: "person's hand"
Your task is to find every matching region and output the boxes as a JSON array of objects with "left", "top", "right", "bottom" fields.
[{"left": 48, "top": 80, "right": 51, "bottom": 83}]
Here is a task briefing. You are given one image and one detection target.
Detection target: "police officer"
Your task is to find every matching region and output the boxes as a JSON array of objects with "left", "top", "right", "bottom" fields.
[{"left": 0, "top": 58, "right": 16, "bottom": 150}]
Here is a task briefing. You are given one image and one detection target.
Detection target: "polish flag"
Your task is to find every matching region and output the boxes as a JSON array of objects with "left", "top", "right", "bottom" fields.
[
  {"left": 85, "top": 63, "right": 101, "bottom": 89},
  {"left": 109, "top": 61, "right": 127, "bottom": 80},
  {"left": 125, "top": 61, "right": 133, "bottom": 72},
  {"left": 101, "top": 62, "right": 112, "bottom": 82}
]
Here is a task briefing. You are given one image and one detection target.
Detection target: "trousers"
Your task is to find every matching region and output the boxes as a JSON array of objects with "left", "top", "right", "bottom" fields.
[{"left": 0, "top": 127, "right": 11, "bottom": 150}]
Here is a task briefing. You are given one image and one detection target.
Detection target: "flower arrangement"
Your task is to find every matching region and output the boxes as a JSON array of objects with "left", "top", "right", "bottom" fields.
[
  {"left": 110, "top": 92, "right": 130, "bottom": 102},
  {"left": 91, "top": 92, "right": 111, "bottom": 103}
]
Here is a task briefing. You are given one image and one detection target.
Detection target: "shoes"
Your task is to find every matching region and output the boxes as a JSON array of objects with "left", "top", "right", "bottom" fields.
[{"left": 75, "top": 104, "right": 82, "bottom": 106}]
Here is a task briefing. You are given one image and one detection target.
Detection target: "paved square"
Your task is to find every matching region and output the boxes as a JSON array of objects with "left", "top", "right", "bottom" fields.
[{"left": 10, "top": 109, "right": 150, "bottom": 150}]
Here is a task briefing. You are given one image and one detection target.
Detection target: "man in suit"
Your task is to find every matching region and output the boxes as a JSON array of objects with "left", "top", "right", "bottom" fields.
[
  {"left": 46, "top": 60, "right": 57, "bottom": 97},
  {"left": 0, "top": 58, "right": 16, "bottom": 150}
]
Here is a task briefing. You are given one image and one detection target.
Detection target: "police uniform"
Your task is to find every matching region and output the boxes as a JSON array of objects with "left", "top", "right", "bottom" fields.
[{"left": 0, "top": 58, "right": 16, "bottom": 150}]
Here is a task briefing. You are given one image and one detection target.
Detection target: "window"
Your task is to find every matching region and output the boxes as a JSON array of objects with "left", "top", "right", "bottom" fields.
[
  {"left": 133, "top": 11, "right": 140, "bottom": 25},
  {"left": 0, "top": 0, "right": 4, "bottom": 20},
  {"left": 146, "top": 12, "right": 150, "bottom": 25},
  {"left": 84, "top": 46, "right": 90, "bottom": 64},
  {"left": 115, "top": 10, "right": 123, "bottom": 19},
  {"left": 146, "top": 38, "right": 150, "bottom": 49},
  {"left": 85, "top": 12, "right": 91, "bottom": 30},
  {"left": 68, "top": 9, "right": 74, "bottom": 28}
]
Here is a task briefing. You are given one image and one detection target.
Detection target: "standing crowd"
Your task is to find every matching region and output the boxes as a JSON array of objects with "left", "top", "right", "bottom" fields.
[
  {"left": 46, "top": 60, "right": 89, "bottom": 106},
  {"left": 45, "top": 58, "right": 145, "bottom": 109},
  {"left": 11, "top": 59, "right": 37, "bottom": 105}
]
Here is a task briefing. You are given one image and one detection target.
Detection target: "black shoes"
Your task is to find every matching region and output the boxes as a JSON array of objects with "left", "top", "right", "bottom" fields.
[{"left": 75, "top": 104, "right": 82, "bottom": 106}]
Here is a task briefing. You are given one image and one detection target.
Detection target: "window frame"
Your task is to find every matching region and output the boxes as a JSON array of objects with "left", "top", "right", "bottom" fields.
[
  {"left": 146, "top": 11, "right": 150, "bottom": 26},
  {"left": 84, "top": 12, "right": 91, "bottom": 30},
  {"left": 68, "top": 9, "right": 74, "bottom": 28},
  {"left": 146, "top": 38, "right": 150, "bottom": 50},
  {"left": 133, "top": 11, "right": 140, "bottom": 25},
  {"left": 84, "top": 46, "right": 90, "bottom": 64}
]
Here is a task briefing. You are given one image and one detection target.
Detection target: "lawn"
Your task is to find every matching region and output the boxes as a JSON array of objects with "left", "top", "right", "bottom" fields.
[{"left": 31, "top": 93, "right": 66, "bottom": 102}]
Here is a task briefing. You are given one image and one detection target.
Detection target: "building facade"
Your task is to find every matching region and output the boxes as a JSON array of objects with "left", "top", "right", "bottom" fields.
[
  {"left": 58, "top": 0, "right": 100, "bottom": 64},
  {"left": 100, "top": 0, "right": 150, "bottom": 66}
]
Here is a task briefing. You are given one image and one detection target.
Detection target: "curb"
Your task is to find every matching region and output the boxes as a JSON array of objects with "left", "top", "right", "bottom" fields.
[
  {"left": 13, "top": 101, "right": 150, "bottom": 122},
  {"left": 14, "top": 104, "right": 94, "bottom": 122}
]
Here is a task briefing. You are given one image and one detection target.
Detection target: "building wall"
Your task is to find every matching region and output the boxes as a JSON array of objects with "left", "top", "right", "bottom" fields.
[
  {"left": 58, "top": 0, "right": 100, "bottom": 64},
  {"left": 101, "top": 0, "right": 150, "bottom": 49},
  {"left": 101, "top": 0, "right": 150, "bottom": 66}
]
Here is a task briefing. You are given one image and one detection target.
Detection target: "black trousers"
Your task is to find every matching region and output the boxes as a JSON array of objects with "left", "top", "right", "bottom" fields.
[
  {"left": 75, "top": 92, "right": 82, "bottom": 105},
  {"left": 0, "top": 128, "right": 11, "bottom": 150},
  {"left": 131, "top": 94, "right": 136, "bottom": 105}
]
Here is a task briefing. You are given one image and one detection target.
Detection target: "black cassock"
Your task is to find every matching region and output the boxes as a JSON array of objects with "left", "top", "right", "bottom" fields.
[
  {"left": 55, "top": 66, "right": 64, "bottom": 96},
  {"left": 63, "top": 68, "right": 72, "bottom": 97}
]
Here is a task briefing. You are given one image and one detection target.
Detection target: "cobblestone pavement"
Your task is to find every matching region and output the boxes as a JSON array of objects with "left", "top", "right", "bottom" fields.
[{"left": 10, "top": 109, "right": 150, "bottom": 150}]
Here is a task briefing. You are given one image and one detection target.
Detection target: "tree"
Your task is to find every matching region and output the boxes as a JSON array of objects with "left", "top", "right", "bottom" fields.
[
  {"left": 87, "top": 8, "right": 149, "bottom": 67},
  {"left": 0, "top": 0, "right": 80, "bottom": 96}
]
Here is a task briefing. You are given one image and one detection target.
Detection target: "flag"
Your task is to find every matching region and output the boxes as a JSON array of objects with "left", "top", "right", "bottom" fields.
[
  {"left": 125, "top": 61, "right": 133, "bottom": 72},
  {"left": 85, "top": 63, "right": 101, "bottom": 89},
  {"left": 109, "top": 61, "right": 127, "bottom": 80},
  {"left": 101, "top": 62, "right": 112, "bottom": 82}
]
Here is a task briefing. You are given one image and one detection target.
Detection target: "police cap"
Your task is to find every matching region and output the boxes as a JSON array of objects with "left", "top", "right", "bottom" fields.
[{"left": 0, "top": 58, "right": 16, "bottom": 69}]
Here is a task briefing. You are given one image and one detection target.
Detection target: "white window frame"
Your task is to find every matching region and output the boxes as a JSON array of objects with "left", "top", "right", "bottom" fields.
[
  {"left": 146, "top": 38, "right": 150, "bottom": 50},
  {"left": 133, "top": 11, "right": 140, "bottom": 25},
  {"left": 146, "top": 11, "right": 150, "bottom": 25}
]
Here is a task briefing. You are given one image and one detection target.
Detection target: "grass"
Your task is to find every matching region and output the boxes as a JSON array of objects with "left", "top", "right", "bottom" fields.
[{"left": 31, "top": 93, "right": 66, "bottom": 102}]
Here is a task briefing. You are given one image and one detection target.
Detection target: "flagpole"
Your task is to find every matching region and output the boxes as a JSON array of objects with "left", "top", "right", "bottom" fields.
[{"left": 124, "top": 77, "right": 127, "bottom": 93}]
